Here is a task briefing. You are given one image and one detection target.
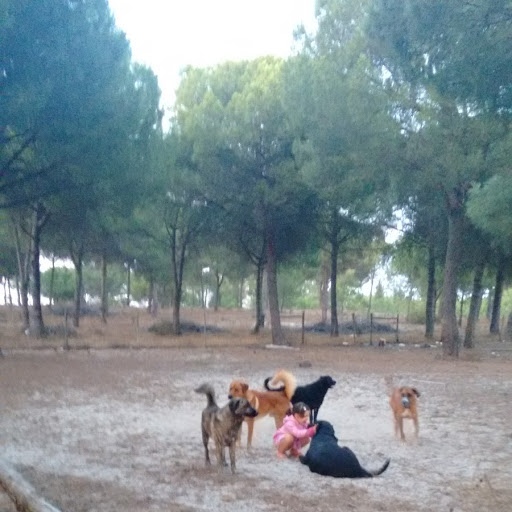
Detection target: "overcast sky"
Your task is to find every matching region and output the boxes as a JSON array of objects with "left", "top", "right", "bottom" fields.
[{"left": 107, "top": 0, "right": 317, "bottom": 110}]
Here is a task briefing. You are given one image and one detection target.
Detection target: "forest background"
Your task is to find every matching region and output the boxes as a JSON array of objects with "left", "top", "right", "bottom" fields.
[{"left": 1, "top": 0, "right": 512, "bottom": 357}]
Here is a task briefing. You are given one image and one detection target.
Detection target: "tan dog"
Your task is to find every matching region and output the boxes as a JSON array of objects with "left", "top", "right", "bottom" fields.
[
  {"left": 228, "top": 379, "right": 292, "bottom": 449},
  {"left": 389, "top": 385, "right": 420, "bottom": 441}
]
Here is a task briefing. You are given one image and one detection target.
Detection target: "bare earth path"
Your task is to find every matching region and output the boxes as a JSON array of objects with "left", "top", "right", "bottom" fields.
[{"left": 1, "top": 337, "right": 511, "bottom": 512}]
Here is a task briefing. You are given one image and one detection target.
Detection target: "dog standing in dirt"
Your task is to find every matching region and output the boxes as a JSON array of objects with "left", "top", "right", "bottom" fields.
[
  {"left": 386, "top": 377, "right": 420, "bottom": 441},
  {"left": 264, "top": 369, "right": 336, "bottom": 424},
  {"left": 228, "top": 379, "right": 292, "bottom": 449},
  {"left": 195, "top": 383, "right": 258, "bottom": 473}
]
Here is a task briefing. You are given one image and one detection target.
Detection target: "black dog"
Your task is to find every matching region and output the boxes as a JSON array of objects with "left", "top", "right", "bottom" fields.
[
  {"left": 264, "top": 369, "right": 336, "bottom": 423},
  {"left": 299, "top": 420, "right": 390, "bottom": 478}
]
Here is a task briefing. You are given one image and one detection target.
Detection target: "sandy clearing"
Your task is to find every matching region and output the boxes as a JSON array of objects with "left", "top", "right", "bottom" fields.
[{"left": 0, "top": 345, "right": 511, "bottom": 511}]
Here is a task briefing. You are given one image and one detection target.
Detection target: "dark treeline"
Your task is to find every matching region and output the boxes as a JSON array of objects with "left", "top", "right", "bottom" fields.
[{"left": 1, "top": 0, "right": 511, "bottom": 356}]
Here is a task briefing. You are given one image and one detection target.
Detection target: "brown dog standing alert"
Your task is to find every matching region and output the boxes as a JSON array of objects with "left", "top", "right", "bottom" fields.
[
  {"left": 228, "top": 379, "right": 292, "bottom": 449},
  {"left": 389, "top": 385, "right": 420, "bottom": 441},
  {"left": 195, "top": 383, "right": 257, "bottom": 473}
]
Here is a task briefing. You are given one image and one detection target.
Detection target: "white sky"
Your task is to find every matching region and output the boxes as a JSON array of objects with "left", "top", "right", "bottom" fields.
[{"left": 107, "top": 0, "right": 317, "bottom": 110}]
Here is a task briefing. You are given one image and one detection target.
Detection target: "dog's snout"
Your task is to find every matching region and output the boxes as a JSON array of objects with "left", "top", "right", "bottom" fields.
[{"left": 244, "top": 405, "right": 258, "bottom": 418}]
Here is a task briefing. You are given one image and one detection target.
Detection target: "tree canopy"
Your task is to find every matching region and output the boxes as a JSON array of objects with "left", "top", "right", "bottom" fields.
[{"left": 2, "top": 0, "right": 512, "bottom": 354}]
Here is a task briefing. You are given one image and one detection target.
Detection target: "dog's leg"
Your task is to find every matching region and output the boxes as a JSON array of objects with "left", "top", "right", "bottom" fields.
[
  {"left": 215, "top": 440, "right": 227, "bottom": 469},
  {"left": 236, "top": 421, "right": 243, "bottom": 448},
  {"left": 202, "top": 430, "right": 211, "bottom": 465},
  {"left": 397, "top": 415, "right": 406, "bottom": 441},
  {"left": 228, "top": 442, "right": 236, "bottom": 473},
  {"left": 393, "top": 413, "right": 403, "bottom": 440},
  {"left": 413, "top": 414, "right": 419, "bottom": 438},
  {"left": 246, "top": 417, "right": 254, "bottom": 449}
]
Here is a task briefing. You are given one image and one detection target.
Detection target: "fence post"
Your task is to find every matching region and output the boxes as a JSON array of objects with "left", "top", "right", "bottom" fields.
[
  {"left": 370, "top": 312, "right": 374, "bottom": 345},
  {"left": 351, "top": 313, "right": 357, "bottom": 344},
  {"left": 396, "top": 314, "right": 399, "bottom": 343}
]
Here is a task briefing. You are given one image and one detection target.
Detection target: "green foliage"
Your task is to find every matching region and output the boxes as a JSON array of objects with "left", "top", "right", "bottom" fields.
[
  {"left": 175, "top": 57, "right": 320, "bottom": 262},
  {"left": 41, "top": 268, "right": 75, "bottom": 302},
  {"left": 0, "top": 213, "right": 17, "bottom": 277},
  {"left": 369, "top": 0, "right": 512, "bottom": 109},
  {"left": 374, "top": 281, "right": 385, "bottom": 300},
  {"left": 391, "top": 237, "right": 434, "bottom": 298},
  {"left": 40, "top": 263, "right": 148, "bottom": 306},
  {"left": 278, "top": 264, "right": 318, "bottom": 310},
  {"left": 2, "top": 0, "right": 163, "bottom": 307},
  {"left": 468, "top": 174, "right": 512, "bottom": 252},
  {"left": 2, "top": 0, "right": 511, "bottom": 342}
]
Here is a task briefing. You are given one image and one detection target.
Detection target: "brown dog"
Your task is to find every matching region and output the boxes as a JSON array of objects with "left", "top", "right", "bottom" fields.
[
  {"left": 228, "top": 379, "right": 292, "bottom": 449},
  {"left": 195, "top": 383, "right": 257, "bottom": 473},
  {"left": 389, "top": 386, "right": 420, "bottom": 441}
]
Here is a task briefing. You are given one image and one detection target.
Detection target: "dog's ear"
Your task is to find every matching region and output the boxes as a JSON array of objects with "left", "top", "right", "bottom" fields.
[
  {"left": 412, "top": 388, "right": 420, "bottom": 398},
  {"left": 241, "top": 382, "right": 249, "bottom": 393}
]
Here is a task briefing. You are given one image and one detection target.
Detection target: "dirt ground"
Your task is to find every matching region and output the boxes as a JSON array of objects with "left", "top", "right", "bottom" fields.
[{"left": 1, "top": 307, "right": 512, "bottom": 512}]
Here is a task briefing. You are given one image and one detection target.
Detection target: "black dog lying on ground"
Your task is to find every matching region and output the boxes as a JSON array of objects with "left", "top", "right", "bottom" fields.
[
  {"left": 264, "top": 369, "right": 336, "bottom": 424},
  {"left": 299, "top": 420, "right": 390, "bottom": 478},
  {"left": 195, "top": 383, "right": 258, "bottom": 473}
]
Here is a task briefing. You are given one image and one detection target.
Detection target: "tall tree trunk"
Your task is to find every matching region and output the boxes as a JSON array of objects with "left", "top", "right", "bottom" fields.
[
  {"left": 125, "top": 262, "right": 131, "bottom": 307},
  {"left": 5, "top": 278, "right": 9, "bottom": 305},
  {"left": 330, "top": 236, "right": 339, "bottom": 337},
  {"left": 147, "top": 276, "right": 159, "bottom": 317},
  {"left": 237, "top": 277, "right": 244, "bottom": 309},
  {"left": 464, "top": 258, "right": 486, "bottom": 348},
  {"left": 425, "top": 244, "right": 437, "bottom": 339},
  {"left": 252, "top": 261, "right": 265, "bottom": 334},
  {"left": 367, "top": 268, "right": 375, "bottom": 320},
  {"left": 12, "top": 217, "right": 31, "bottom": 331},
  {"left": 147, "top": 278, "right": 154, "bottom": 314},
  {"left": 172, "top": 292, "right": 181, "bottom": 335},
  {"left": 171, "top": 236, "right": 186, "bottom": 335},
  {"left": 49, "top": 255, "right": 55, "bottom": 308},
  {"left": 266, "top": 235, "right": 285, "bottom": 345},
  {"left": 486, "top": 290, "right": 493, "bottom": 320},
  {"left": 7, "top": 277, "right": 13, "bottom": 306},
  {"left": 441, "top": 189, "right": 465, "bottom": 357},
  {"left": 213, "top": 269, "right": 223, "bottom": 311},
  {"left": 72, "top": 249, "right": 84, "bottom": 328},
  {"left": 20, "top": 275, "right": 30, "bottom": 330},
  {"left": 458, "top": 292, "right": 465, "bottom": 327},
  {"left": 15, "top": 276, "right": 20, "bottom": 307},
  {"left": 29, "top": 204, "right": 47, "bottom": 338},
  {"left": 490, "top": 255, "right": 505, "bottom": 334},
  {"left": 319, "top": 251, "right": 329, "bottom": 324},
  {"left": 101, "top": 253, "right": 108, "bottom": 323},
  {"left": 152, "top": 282, "right": 159, "bottom": 317}
]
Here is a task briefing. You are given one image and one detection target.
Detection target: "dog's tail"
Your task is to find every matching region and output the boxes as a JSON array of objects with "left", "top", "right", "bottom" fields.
[
  {"left": 369, "top": 458, "right": 390, "bottom": 477},
  {"left": 264, "top": 369, "right": 297, "bottom": 400},
  {"left": 194, "top": 383, "right": 217, "bottom": 408}
]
